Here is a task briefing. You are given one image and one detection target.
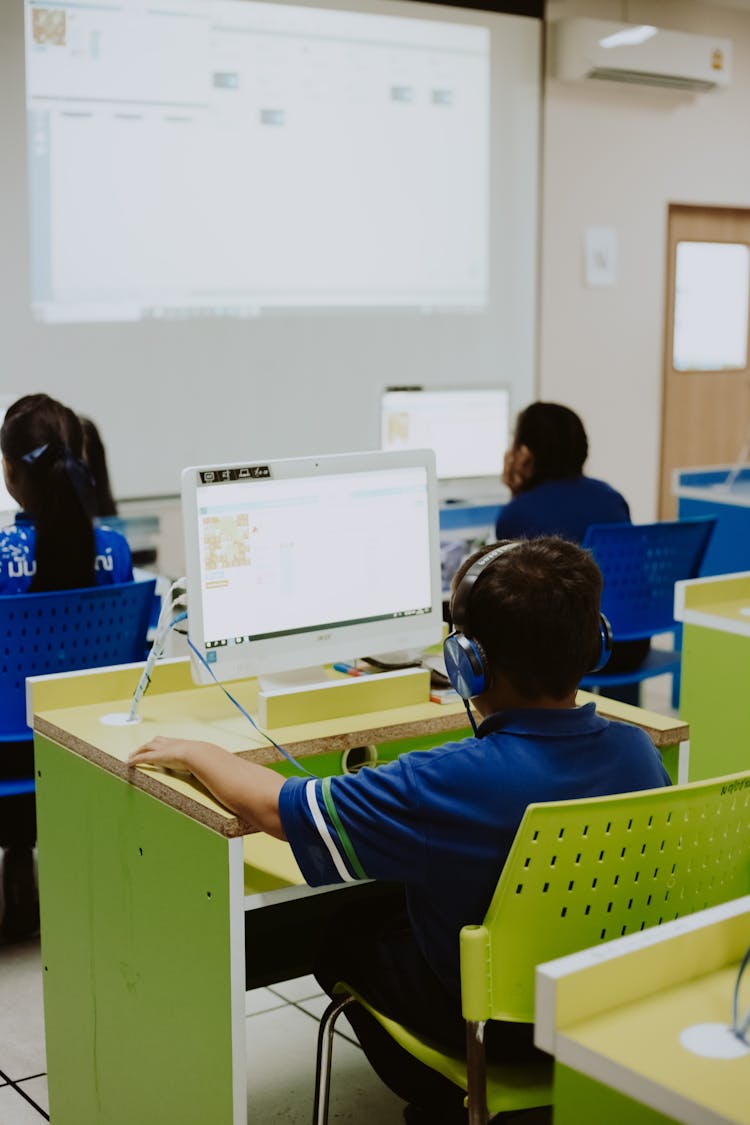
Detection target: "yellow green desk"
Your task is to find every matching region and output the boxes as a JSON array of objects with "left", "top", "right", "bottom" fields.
[
  {"left": 675, "top": 571, "right": 750, "bottom": 780},
  {"left": 30, "top": 659, "right": 688, "bottom": 1125},
  {"left": 535, "top": 895, "right": 750, "bottom": 1125}
]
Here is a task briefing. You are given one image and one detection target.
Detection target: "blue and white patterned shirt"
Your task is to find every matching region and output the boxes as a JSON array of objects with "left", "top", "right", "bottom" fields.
[{"left": 0, "top": 513, "right": 133, "bottom": 594}]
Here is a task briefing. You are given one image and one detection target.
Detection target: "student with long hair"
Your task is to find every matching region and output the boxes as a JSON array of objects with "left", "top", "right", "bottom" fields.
[
  {"left": 0, "top": 394, "right": 132, "bottom": 594},
  {"left": 0, "top": 394, "right": 132, "bottom": 942}
]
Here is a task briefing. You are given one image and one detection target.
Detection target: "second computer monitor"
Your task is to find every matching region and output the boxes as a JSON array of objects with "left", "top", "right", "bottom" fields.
[{"left": 381, "top": 386, "right": 510, "bottom": 491}]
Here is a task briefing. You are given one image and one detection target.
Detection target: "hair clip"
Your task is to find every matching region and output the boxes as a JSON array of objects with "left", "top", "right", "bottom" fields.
[{"left": 21, "top": 443, "right": 49, "bottom": 465}]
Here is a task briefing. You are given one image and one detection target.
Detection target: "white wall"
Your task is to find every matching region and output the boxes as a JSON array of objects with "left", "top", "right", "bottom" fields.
[{"left": 540, "top": 0, "right": 750, "bottom": 521}]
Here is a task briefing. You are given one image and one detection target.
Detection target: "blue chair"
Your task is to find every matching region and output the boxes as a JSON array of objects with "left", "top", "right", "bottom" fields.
[
  {"left": 0, "top": 578, "right": 157, "bottom": 939},
  {"left": 580, "top": 518, "right": 715, "bottom": 709},
  {"left": 0, "top": 578, "right": 157, "bottom": 792}
]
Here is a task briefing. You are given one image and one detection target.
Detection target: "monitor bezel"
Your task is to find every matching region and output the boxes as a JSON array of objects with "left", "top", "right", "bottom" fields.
[
  {"left": 380, "top": 384, "right": 511, "bottom": 495},
  {"left": 181, "top": 448, "right": 443, "bottom": 685}
]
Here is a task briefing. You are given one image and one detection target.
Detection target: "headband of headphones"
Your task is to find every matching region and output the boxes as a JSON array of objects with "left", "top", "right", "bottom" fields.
[{"left": 449, "top": 542, "right": 519, "bottom": 632}]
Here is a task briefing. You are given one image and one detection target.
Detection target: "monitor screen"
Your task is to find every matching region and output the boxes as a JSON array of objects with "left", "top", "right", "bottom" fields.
[
  {"left": 381, "top": 387, "right": 510, "bottom": 482},
  {"left": 181, "top": 449, "right": 442, "bottom": 683}
]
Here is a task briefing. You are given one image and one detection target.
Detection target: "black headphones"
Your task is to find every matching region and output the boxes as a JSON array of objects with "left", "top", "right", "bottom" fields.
[{"left": 443, "top": 543, "right": 613, "bottom": 702}]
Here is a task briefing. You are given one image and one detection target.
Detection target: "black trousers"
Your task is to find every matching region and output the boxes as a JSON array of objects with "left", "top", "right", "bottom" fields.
[
  {"left": 313, "top": 887, "right": 545, "bottom": 1120},
  {"left": 0, "top": 742, "right": 37, "bottom": 848},
  {"left": 0, "top": 742, "right": 38, "bottom": 941}
]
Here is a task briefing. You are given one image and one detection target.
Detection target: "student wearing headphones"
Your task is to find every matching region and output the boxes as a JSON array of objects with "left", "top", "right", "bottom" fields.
[
  {"left": 0, "top": 393, "right": 132, "bottom": 595},
  {"left": 129, "top": 537, "right": 670, "bottom": 1123},
  {"left": 496, "top": 401, "right": 630, "bottom": 543}
]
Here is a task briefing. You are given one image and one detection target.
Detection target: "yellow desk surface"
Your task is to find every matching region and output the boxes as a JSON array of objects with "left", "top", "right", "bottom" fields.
[
  {"left": 560, "top": 965, "right": 749, "bottom": 1124},
  {"left": 31, "top": 658, "right": 688, "bottom": 838},
  {"left": 676, "top": 571, "right": 750, "bottom": 635}
]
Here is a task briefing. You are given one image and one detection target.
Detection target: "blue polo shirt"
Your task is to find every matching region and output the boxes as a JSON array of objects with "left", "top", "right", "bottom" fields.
[
  {"left": 495, "top": 476, "right": 630, "bottom": 544},
  {"left": 279, "top": 703, "right": 671, "bottom": 995},
  {"left": 0, "top": 513, "right": 133, "bottom": 595}
]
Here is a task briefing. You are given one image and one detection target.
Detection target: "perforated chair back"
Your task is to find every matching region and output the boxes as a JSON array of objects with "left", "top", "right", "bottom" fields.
[
  {"left": 581, "top": 518, "right": 715, "bottom": 641},
  {"left": 460, "top": 771, "right": 750, "bottom": 1024},
  {"left": 0, "top": 579, "right": 156, "bottom": 742}
]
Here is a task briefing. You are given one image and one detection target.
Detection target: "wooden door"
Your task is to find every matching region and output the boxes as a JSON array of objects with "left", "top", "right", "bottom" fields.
[{"left": 659, "top": 204, "right": 750, "bottom": 517}]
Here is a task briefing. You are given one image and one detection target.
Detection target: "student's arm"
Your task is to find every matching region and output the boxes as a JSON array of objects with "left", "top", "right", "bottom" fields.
[{"left": 128, "top": 737, "right": 286, "bottom": 839}]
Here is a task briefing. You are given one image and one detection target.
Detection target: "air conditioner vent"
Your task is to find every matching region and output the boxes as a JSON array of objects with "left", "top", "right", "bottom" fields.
[
  {"left": 554, "top": 18, "right": 732, "bottom": 92},
  {"left": 588, "top": 68, "right": 716, "bottom": 92}
]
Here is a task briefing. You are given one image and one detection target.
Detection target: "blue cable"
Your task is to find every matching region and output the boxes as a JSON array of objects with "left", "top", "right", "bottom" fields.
[
  {"left": 731, "top": 941, "right": 750, "bottom": 1045},
  {"left": 187, "top": 636, "right": 316, "bottom": 778}
]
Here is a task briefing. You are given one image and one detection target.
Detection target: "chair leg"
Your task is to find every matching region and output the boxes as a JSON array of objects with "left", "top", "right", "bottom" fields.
[
  {"left": 465, "top": 1019, "right": 488, "bottom": 1125},
  {"left": 312, "top": 994, "right": 357, "bottom": 1125}
]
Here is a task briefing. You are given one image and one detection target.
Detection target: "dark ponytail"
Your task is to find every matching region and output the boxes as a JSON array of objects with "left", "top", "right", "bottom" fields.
[
  {"left": 0, "top": 394, "right": 96, "bottom": 591},
  {"left": 80, "top": 416, "right": 118, "bottom": 518}
]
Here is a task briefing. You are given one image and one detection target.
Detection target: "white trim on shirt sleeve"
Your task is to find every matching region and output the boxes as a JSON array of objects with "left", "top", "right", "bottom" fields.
[{"left": 304, "top": 778, "right": 356, "bottom": 883}]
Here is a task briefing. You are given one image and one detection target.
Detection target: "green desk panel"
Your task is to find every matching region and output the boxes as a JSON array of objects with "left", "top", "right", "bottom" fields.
[
  {"left": 681, "top": 624, "right": 750, "bottom": 781},
  {"left": 36, "top": 735, "right": 242, "bottom": 1125},
  {"left": 554, "top": 1063, "right": 678, "bottom": 1125}
]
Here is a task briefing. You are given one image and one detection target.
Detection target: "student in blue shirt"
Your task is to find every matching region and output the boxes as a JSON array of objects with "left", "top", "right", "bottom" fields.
[
  {"left": 129, "top": 537, "right": 670, "bottom": 1123},
  {"left": 496, "top": 401, "right": 647, "bottom": 694},
  {"left": 0, "top": 394, "right": 132, "bottom": 943},
  {"left": 496, "top": 401, "right": 631, "bottom": 543},
  {"left": 0, "top": 394, "right": 132, "bottom": 595}
]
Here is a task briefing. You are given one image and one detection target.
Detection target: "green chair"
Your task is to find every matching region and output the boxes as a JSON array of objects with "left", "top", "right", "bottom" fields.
[{"left": 312, "top": 771, "right": 750, "bottom": 1125}]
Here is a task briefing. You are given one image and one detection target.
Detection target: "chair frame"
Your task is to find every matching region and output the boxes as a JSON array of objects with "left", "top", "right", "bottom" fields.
[{"left": 312, "top": 769, "right": 750, "bottom": 1124}]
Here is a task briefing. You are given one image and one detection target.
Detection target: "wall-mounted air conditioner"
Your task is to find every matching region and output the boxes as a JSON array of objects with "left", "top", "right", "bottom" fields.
[{"left": 553, "top": 18, "right": 732, "bottom": 92}]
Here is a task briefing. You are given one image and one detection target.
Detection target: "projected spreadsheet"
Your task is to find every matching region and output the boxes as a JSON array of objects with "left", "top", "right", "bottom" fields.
[{"left": 25, "top": 0, "right": 490, "bottom": 323}]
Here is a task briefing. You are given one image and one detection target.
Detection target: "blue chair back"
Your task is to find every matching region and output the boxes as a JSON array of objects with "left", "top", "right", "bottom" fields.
[
  {"left": 581, "top": 518, "right": 715, "bottom": 641},
  {"left": 0, "top": 578, "right": 156, "bottom": 742}
]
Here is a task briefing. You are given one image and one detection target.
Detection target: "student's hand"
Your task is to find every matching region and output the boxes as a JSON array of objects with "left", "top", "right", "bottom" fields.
[
  {"left": 128, "top": 736, "right": 287, "bottom": 839},
  {"left": 503, "top": 448, "right": 524, "bottom": 494},
  {"left": 128, "top": 736, "right": 216, "bottom": 773},
  {"left": 502, "top": 445, "right": 534, "bottom": 495}
]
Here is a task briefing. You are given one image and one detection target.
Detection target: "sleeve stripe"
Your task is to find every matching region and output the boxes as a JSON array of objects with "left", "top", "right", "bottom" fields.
[
  {"left": 304, "top": 779, "right": 356, "bottom": 883},
  {"left": 321, "top": 776, "right": 368, "bottom": 880}
]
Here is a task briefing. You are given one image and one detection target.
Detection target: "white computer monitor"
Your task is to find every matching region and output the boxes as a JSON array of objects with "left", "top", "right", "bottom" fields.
[
  {"left": 380, "top": 386, "right": 510, "bottom": 489},
  {"left": 181, "top": 449, "right": 442, "bottom": 685}
]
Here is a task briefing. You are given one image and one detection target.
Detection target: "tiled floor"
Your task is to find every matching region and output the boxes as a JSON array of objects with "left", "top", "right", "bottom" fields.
[
  {"left": 0, "top": 935, "right": 405, "bottom": 1124},
  {"left": 0, "top": 676, "right": 678, "bottom": 1124}
]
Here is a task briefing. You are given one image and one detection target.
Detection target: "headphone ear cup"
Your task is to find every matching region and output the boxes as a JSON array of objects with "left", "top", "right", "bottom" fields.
[
  {"left": 589, "top": 613, "right": 613, "bottom": 673},
  {"left": 443, "top": 632, "right": 488, "bottom": 700}
]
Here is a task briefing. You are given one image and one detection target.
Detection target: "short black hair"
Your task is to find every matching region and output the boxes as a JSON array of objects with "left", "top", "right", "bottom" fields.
[
  {"left": 514, "top": 402, "right": 588, "bottom": 486},
  {"left": 450, "top": 537, "right": 603, "bottom": 700}
]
